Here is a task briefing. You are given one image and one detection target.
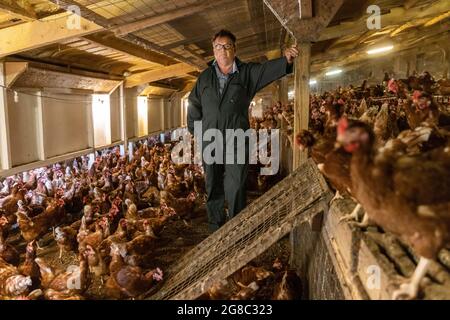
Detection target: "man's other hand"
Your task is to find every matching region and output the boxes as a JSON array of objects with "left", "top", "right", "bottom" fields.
[{"left": 284, "top": 45, "right": 299, "bottom": 64}]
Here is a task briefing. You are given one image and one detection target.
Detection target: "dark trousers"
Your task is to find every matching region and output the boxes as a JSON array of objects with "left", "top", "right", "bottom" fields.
[{"left": 204, "top": 161, "right": 248, "bottom": 231}]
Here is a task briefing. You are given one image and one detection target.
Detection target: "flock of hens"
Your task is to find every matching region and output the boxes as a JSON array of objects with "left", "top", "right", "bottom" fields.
[
  {"left": 294, "top": 71, "right": 450, "bottom": 299},
  {"left": 1, "top": 69, "right": 449, "bottom": 300},
  {"left": 0, "top": 130, "right": 297, "bottom": 300},
  {"left": 0, "top": 140, "right": 209, "bottom": 300}
]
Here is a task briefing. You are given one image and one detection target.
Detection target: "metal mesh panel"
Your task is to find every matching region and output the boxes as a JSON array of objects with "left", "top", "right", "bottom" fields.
[{"left": 148, "top": 159, "right": 332, "bottom": 300}]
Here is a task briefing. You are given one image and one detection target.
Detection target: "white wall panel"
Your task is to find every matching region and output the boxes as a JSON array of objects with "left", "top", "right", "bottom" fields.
[
  {"left": 164, "top": 99, "right": 171, "bottom": 129},
  {"left": 148, "top": 98, "right": 163, "bottom": 134},
  {"left": 7, "top": 90, "right": 40, "bottom": 166},
  {"left": 171, "top": 93, "right": 184, "bottom": 128},
  {"left": 171, "top": 98, "right": 178, "bottom": 129},
  {"left": 42, "top": 93, "right": 90, "bottom": 158},
  {"left": 137, "top": 96, "right": 148, "bottom": 137},
  {"left": 125, "top": 88, "right": 137, "bottom": 139},
  {"left": 92, "top": 94, "right": 110, "bottom": 148}
]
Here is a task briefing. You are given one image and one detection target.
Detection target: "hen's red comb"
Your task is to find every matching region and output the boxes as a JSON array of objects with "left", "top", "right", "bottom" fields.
[
  {"left": 337, "top": 118, "right": 349, "bottom": 136},
  {"left": 413, "top": 90, "right": 422, "bottom": 101}
]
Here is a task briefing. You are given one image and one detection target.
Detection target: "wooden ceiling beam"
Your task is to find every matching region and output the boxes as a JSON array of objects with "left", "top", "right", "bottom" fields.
[
  {"left": 404, "top": 0, "right": 420, "bottom": 10},
  {"left": 311, "top": 26, "right": 449, "bottom": 72},
  {"left": 112, "top": 1, "right": 211, "bottom": 36},
  {"left": 318, "top": 0, "right": 450, "bottom": 41},
  {"left": 424, "top": 11, "right": 450, "bottom": 27},
  {"left": 123, "top": 33, "right": 206, "bottom": 69},
  {"left": 0, "top": 14, "right": 102, "bottom": 58},
  {"left": 182, "top": 81, "right": 196, "bottom": 92},
  {"left": 4, "top": 61, "right": 28, "bottom": 87},
  {"left": 0, "top": 0, "right": 36, "bottom": 21},
  {"left": 179, "top": 45, "right": 205, "bottom": 64},
  {"left": 84, "top": 33, "right": 174, "bottom": 67},
  {"left": 46, "top": 0, "right": 205, "bottom": 69},
  {"left": 125, "top": 63, "right": 197, "bottom": 88},
  {"left": 148, "top": 81, "right": 183, "bottom": 91},
  {"left": 313, "top": 20, "right": 450, "bottom": 65},
  {"left": 110, "top": 0, "right": 235, "bottom": 35},
  {"left": 46, "top": 0, "right": 111, "bottom": 27},
  {"left": 236, "top": 29, "right": 282, "bottom": 48},
  {"left": 239, "top": 47, "right": 277, "bottom": 61},
  {"left": 0, "top": 1, "right": 175, "bottom": 70},
  {"left": 163, "top": 19, "right": 279, "bottom": 49}
]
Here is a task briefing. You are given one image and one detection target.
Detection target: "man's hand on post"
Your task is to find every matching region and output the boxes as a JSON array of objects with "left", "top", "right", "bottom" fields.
[{"left": 284, "top": 45, "right": 299, "bottom": 64}]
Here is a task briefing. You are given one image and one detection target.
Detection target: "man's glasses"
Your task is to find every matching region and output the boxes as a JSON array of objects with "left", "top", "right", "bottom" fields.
[{"left": 213, "top": 43, "right": 234, "bottom": 51}]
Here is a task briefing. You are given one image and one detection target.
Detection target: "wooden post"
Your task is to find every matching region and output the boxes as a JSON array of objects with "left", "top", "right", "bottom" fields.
[
  {"left": 279, "top": 77, "right": 289, "bottom": 105},
  {"left": 293, "top": 42, "right": 311, "bottom": 170},
  {"left": 0, "top": 62, "right": 11, "bottom": 170},
  {"left": 271, "top": 83, "right": 280, "bottom": 105},
  {"left": 278, "top": 77, "right": 291, "bottom": 175}
]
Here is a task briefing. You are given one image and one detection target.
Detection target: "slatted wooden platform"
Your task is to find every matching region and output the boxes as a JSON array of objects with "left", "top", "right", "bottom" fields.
[{"left": 292, "top": 197, "right": 450, "bottom": 300}]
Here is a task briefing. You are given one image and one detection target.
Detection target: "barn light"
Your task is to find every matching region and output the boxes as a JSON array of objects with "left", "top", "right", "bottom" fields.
[
  {"left": 325, "top": 69, "right": 342, "bottom": 76},
  {"left": 309, "top": 79, "right": 317, "bottom": 85},
  {"left": 367, "top": 45, "right": 394, "bottom": 55}
]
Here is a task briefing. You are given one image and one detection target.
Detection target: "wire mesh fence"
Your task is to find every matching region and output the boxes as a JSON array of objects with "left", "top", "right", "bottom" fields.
[{"left": 147, "top": 158, "right": 332, "bottom": 300}]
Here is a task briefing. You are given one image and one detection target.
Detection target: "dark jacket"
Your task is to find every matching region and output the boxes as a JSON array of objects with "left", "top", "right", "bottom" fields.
[{"left": 187, "top": 56, "right": 293, "bottom": 137}]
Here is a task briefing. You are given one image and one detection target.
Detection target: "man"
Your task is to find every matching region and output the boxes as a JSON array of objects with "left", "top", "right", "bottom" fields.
[{"left": 188, "top": 29, "right": 298, "bottom": 231}]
